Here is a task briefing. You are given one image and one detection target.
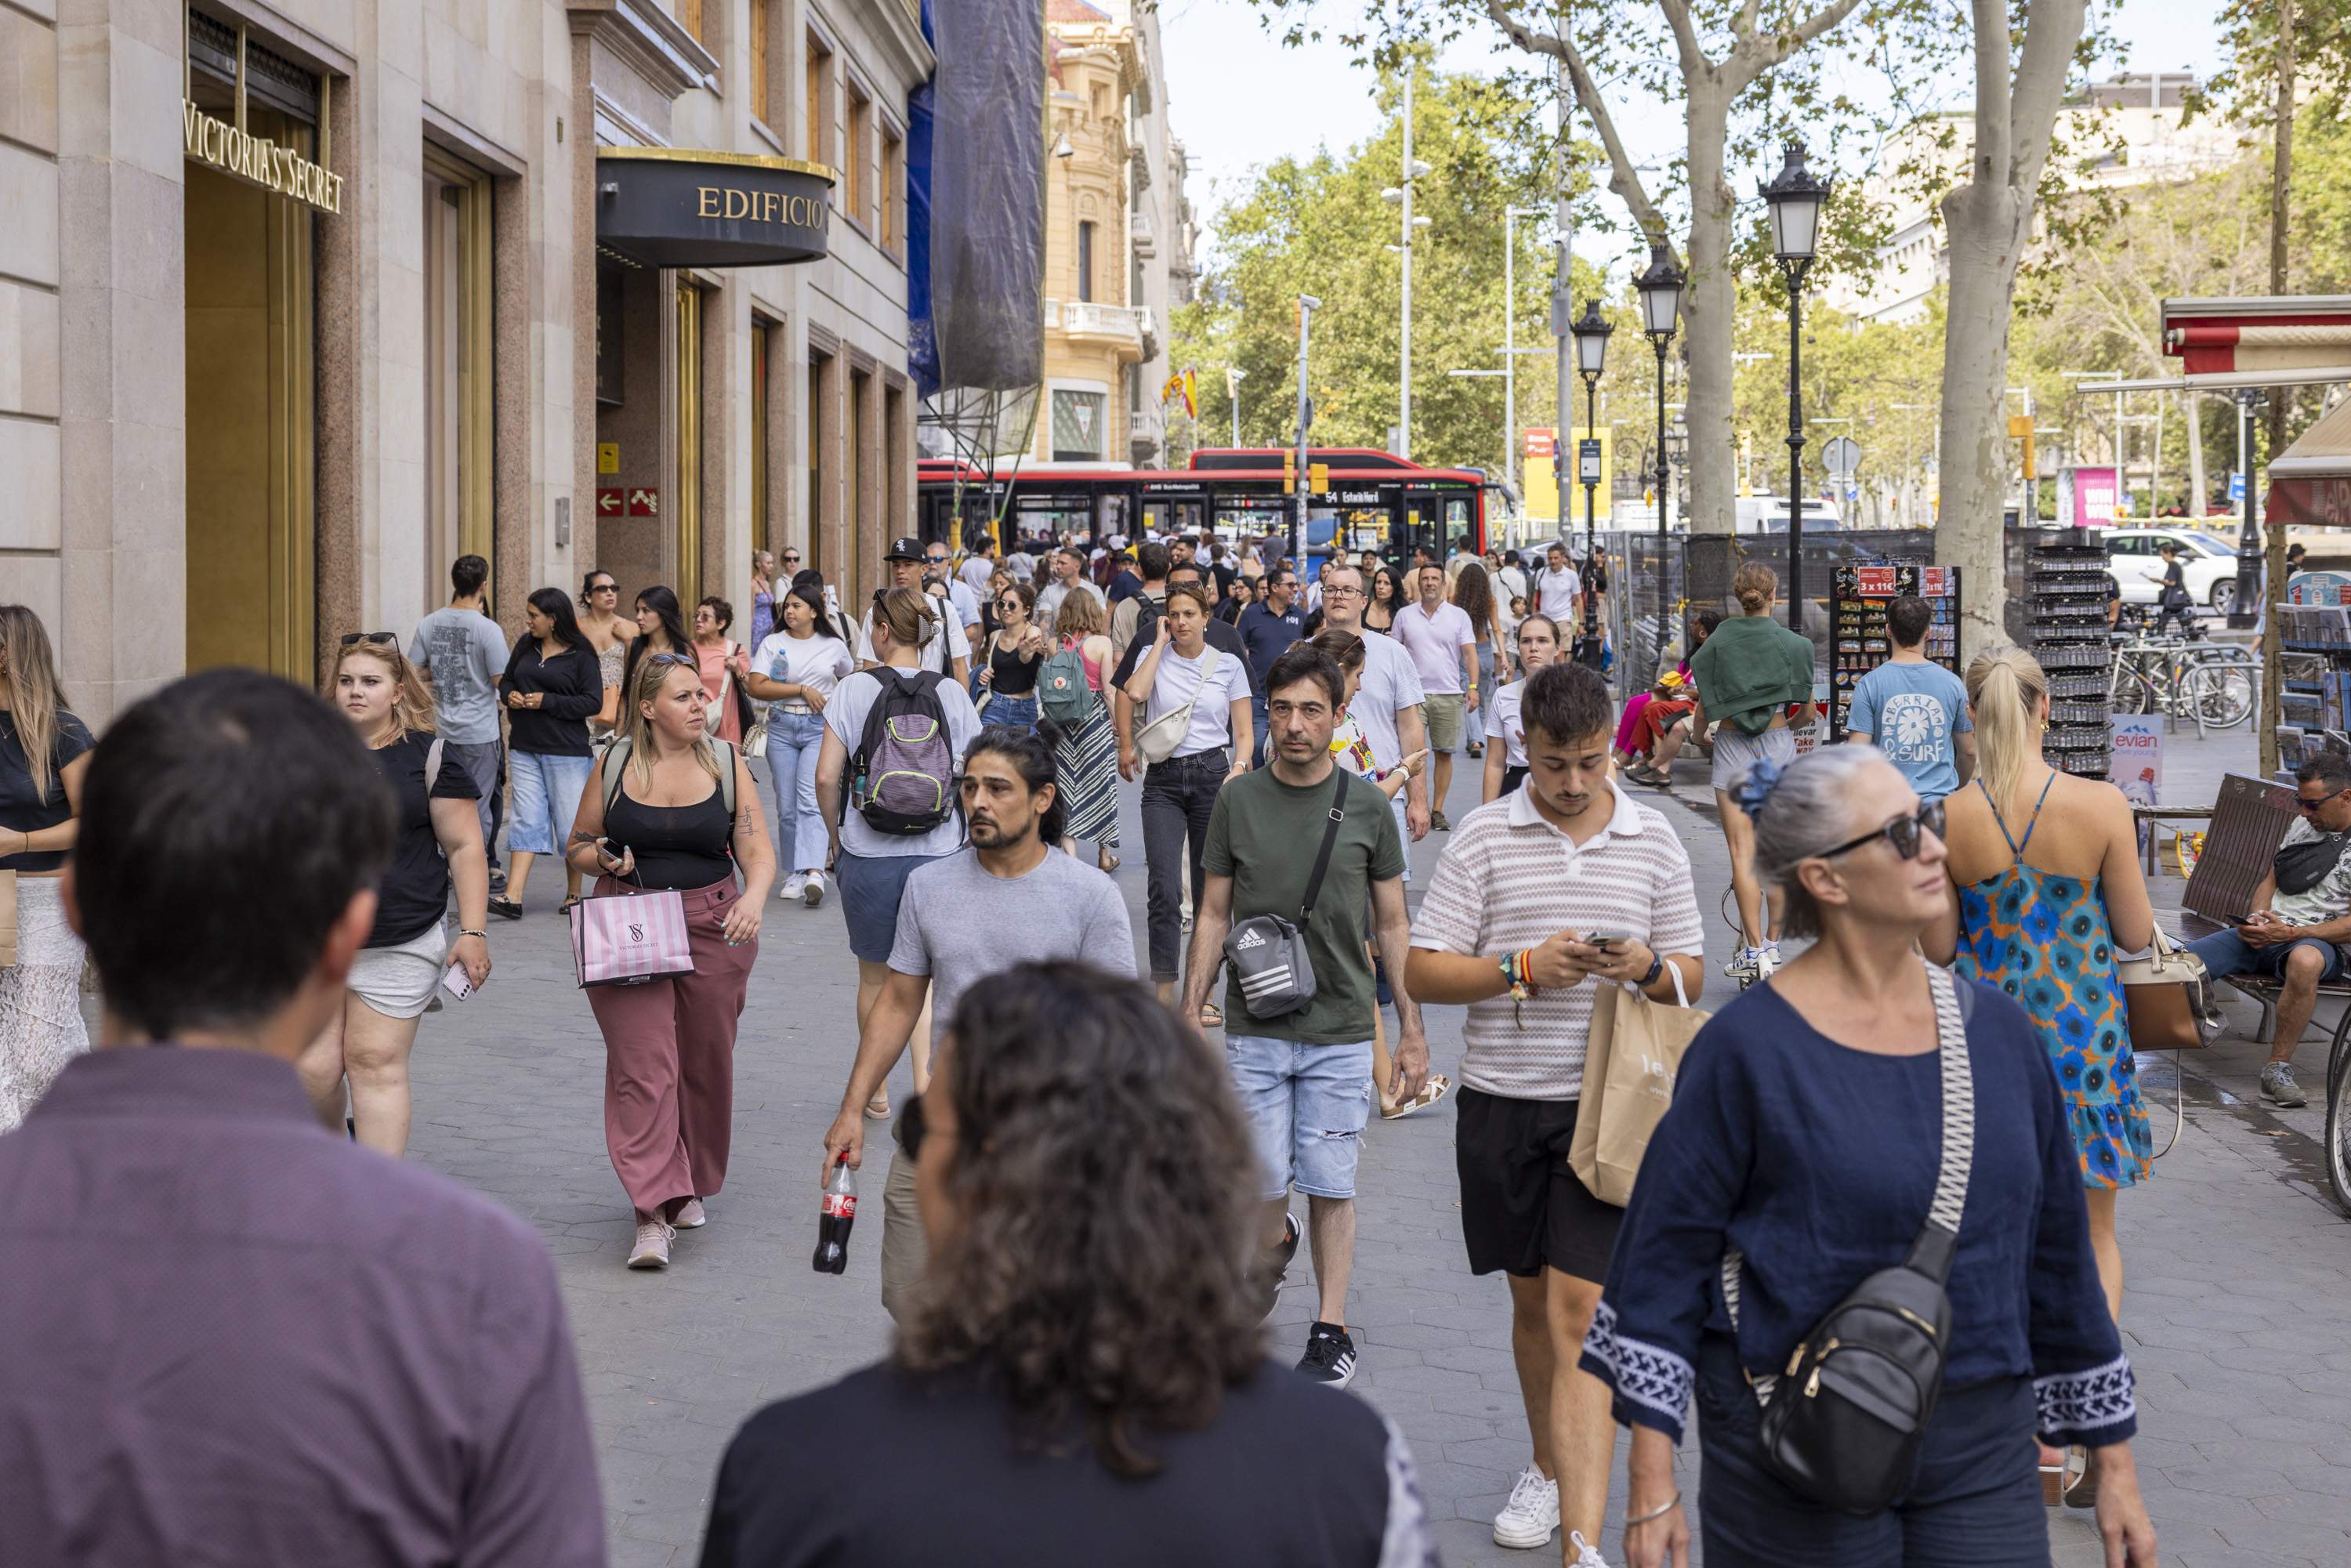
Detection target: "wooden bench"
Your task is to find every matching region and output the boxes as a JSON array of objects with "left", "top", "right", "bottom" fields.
[{"left": 2176, "top": 773, "right": 2351, "bottom": 1055}]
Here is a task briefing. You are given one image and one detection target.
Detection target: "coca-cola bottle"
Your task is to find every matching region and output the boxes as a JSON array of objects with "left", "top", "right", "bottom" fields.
[{"left": 812, "top": 1157, "right": 857, "bottom": 1274}]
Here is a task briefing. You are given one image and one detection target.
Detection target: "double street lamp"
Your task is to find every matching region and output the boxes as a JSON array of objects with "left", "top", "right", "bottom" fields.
[
  {"left": 1568, "top": 300, "right": 1613, "bottom": 669},
  {"left": 1635, "top": 241, "right": 1684, "bottom": 675},
  {"left": 1760, "top": 141, "right": 1828, "bottom": 632}
]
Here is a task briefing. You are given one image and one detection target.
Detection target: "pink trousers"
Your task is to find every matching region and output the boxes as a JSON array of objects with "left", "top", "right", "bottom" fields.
[{"left": 587, "top": 875, "right": 755, "bottom": 1217}]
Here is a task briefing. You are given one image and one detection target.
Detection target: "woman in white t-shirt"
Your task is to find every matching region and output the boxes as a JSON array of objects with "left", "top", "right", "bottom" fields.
[
  {"left": 1121, "top": 583, "right": 1252, "bottom": 1006},
  {"left": 747, "top": 583, "right": 854, "bottom": 907},
  {"left": 1483, "top": 613, "right": 1561, "bottom": 804}
]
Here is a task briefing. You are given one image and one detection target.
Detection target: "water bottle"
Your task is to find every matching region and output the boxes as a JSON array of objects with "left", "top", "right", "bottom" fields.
[{"left": 812, "top": 1156, "right": 857, "bottom": 1274}]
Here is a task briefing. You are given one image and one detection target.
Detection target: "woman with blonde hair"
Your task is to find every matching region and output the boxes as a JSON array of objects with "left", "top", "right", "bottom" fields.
[
  {"left": 0, "top": 606, "right": 93, "bottom": 1132},
  {"left": 1925, "top": 643, "right": 2153, "bottom": 1508},
  {"left": 294, "top": 633, "right": 492, "bottom": 1155},
  {"left": 1051, "top": 588, "right": 1121, "bottom": 872},
  {"left": 1688, "top": 561, "right": 1818, "bottom": 981},
  {"left": 568, "top": 649, "right": 774, "bottom": 1268}
]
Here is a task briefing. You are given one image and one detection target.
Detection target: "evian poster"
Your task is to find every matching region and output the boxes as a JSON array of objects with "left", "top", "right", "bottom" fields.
[{"left": 2110, "top": 716, "right": 2161, "bottom": 808}]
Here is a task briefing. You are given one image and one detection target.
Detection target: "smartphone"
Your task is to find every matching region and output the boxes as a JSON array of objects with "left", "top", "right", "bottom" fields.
[
  {"left": 440, "top": 963, "right": 474, "bottom": 1002},
  {"left": 1585, "top": 930, "right": 1632, "bottom": 947}
]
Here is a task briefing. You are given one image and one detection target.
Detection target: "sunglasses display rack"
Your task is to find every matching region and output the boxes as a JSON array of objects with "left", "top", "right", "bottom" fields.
[
  {"left": 2023, "top": 531, "right": 2112, "bottom": 780},
  {"left": 1827, "top": 562, "right": 1963, "bottom": 742}
]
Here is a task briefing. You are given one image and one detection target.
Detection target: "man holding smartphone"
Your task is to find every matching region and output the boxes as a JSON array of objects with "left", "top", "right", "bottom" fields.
[
  {"left": 1406, "top": 661, "right": 1704, "bottom": 1560},
  {"left": 2185, "top": 754, "right": 2351, "bottom": 1106}
]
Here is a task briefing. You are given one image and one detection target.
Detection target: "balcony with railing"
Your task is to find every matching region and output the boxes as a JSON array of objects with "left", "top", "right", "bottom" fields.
[{"left": 1046, "top": 298, "right": 1151, "bottom": 360}]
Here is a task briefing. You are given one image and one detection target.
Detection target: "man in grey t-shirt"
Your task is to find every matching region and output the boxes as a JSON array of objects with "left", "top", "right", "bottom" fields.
[
  {"left": 409, "top": 555, "right": 510, "bottom": 860},
  {"left": 820, "top": 726, "right": 1136, "bottom": 1319}
]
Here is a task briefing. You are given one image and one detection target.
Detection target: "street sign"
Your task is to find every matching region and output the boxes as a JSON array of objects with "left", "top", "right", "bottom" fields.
[
  {"left": 1822, "top": 436, "right": 1860, "bottom": 478},
  {"left": 2230, "top": 471, "right": 2247, "bottom": 502},
  {"left": 1578, "top": 438, "right": 1602, "bottom": 486},
  {"left": 596, "top": 487, "right": 623, "bottom": 517},
  {"left": 627, "top": 487, "right": 659, "bottom": 517}
]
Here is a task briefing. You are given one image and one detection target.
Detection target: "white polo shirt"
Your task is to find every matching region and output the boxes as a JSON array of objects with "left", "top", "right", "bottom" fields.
[{"left": 1411, "top": 780, "right": 1706, "bottom": 1099}]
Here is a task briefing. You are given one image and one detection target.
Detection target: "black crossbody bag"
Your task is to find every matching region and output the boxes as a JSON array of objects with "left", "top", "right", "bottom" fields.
[
  {"left": 1721, "top": 965, "right": 1977, "bottom": 1515},
  {"left": 1223, "top": 770, "right": 1349, "bottom": 1019}
]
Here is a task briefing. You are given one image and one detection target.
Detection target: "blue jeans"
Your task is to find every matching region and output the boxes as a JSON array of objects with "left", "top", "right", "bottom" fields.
[
  {"left": 1250, "top": 692, "right": 1270, "bottom": 764},
  {"left": 506, "top": 751, "right": 594, "bottom": 855},
  {"left": 1693, "top": 1334, "right": 2045, "bottom": 1566},
  {"left": 765, "top": 711, "right": 829, "bottom": 874},
  {"left": 2186, "top": 926, "right": 2346, "bottom": 982},
  {"left": 1226, "top": 1033, "right": 1375, "bottom": 1200},
  {"left": 980, "top": 691, "right": 1039, "bottom": 730}
]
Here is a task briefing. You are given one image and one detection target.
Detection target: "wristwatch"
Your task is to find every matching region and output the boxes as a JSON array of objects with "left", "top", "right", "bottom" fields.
[{"left": 1639, "top": 951, "right": 1665, "bottom": 987}]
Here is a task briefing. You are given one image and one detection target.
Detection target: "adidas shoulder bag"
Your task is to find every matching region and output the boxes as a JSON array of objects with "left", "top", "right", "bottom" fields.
[{"left": 1223, "top": 768, "right": 1349, "bottom": 1019}]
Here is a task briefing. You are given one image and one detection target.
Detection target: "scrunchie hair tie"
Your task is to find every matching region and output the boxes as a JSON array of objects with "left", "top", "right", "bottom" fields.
[{"left": 1734, "top": 758, "right": 1787, "bottom": 820}]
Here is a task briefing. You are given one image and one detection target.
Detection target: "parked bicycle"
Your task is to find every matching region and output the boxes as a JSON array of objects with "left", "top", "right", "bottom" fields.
[{"left": 2106, "top": 629, "right": 2255, "bottom": 733}]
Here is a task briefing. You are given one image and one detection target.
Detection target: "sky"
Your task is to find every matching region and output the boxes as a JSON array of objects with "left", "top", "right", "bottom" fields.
[{"left": 1159, "top": 0, "right": 2231, "bottom": 277}]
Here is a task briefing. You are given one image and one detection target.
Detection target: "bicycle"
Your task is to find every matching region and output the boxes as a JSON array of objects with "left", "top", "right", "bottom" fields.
[{"left": 2107, "top": 633, "right": 2255, "bottom": 734}]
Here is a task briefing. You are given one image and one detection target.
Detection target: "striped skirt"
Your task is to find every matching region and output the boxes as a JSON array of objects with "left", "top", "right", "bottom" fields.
[{"left": 1055, "top": 696, "right": 1121, "bottom": 849}]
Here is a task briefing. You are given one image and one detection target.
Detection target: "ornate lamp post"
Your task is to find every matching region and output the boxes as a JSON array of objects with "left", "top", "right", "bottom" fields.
[
  {"left": 1568, "top": 299, "right": 1613, "bottom": 668},
  {"left": 1636, "top": 242, "right": 1684, "bottom": 676},
  {"left": 1760, "top": 141, "right": 1828, "bottom": 632}
]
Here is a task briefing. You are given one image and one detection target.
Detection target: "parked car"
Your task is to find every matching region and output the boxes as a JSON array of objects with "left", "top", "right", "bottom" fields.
[{"left": 2106, "top": 527, "right": 2242, "bottom": 614}]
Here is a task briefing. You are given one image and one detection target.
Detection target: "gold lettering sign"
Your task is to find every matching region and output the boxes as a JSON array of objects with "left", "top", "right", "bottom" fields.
[
  {"left": 687, "top": 182, "right": 828, "bottom": 236},
  {"left": 182, "top": 100, "right": 343, "bottom": 216}
]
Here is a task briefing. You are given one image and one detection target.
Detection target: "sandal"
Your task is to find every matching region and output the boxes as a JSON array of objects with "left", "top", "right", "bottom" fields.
[
  {"left": 1382, "top": 1074, "right": 1451, "bottom": 1121},
  {"left": 864, "top": 1092, "right": 891, "bottom": 1121},
  {"left": 2064, "top": 1445, "right": 2098, "bottom": 1509},
  {"left": 559, "top": 896, "right": 582, "bottom": 914},
  {"left": 1098, "top": 852, "right": 1121, "bottom": 874},
  {"left": 2039, "top": 1444, "right": 2088, "bottom": 1506},
  {"left": 1198, "top": 1002, "right": 1224, "bottom": 1029}
]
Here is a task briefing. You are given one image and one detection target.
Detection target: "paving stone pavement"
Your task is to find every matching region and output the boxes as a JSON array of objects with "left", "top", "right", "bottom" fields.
[{"left": 393, "top": 722, "right": 2351, "bottom": 1566}]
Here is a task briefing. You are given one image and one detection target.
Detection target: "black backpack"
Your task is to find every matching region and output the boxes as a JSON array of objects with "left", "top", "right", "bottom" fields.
[{"left": 846, "top": 669, "right": 958, "bottom": 836}]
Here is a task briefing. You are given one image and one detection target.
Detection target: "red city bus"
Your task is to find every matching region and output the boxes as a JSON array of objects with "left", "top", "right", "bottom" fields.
[{"left": 918, "top": 447, "right": 1500, "bottom": 571}]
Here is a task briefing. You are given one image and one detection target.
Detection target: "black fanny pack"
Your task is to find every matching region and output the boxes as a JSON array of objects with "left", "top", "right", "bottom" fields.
[
  {"left": 2275, "top": 832, "right": 2348, "bottom": 896},
  {"left": 1722, "top": 967, "right": 1977, "bottom": 1515}
]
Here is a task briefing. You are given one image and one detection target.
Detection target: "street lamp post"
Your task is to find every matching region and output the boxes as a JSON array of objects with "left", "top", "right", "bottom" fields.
[
  {"left": 2231, "top": 387, "right": 2264, "bottom": 628},
  {"left": 1294, "top": 295, "right": 1321, "bottom": 568},
  {"left": 1761, "top": 141, "right": 1828, "bottom": 634},
  {"left": 1503, "top": 205, "right": 1549, "bottom": 502},
  {"left": 1568, "top": 299, "right": 1613, "bottom": 670},
  {"left": 1636, "top": 241, "right": 1684, "bottom": 679},
  {"left": 1380, "top": 67, "right": 1433, "bottom": 461}
]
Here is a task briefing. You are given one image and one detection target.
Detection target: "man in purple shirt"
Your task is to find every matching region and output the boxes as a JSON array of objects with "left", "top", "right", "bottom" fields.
[
  {"left": 1390, "top": 563, "right": 1479, "bottom": 831},
  {"left": 0, "top": 668, "right": 606, "bottom": 1568}
]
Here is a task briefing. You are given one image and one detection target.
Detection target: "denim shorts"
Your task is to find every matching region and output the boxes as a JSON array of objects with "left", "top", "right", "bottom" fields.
[
  {"left": 507, "top": 750, "right": 595, "bottom": 855},
  {"left": 1226, "top": 1033, "right": 1375, "bottom": 1200},
  {"left": 836, "top": 849, "right": 951, "bottom": 963}
]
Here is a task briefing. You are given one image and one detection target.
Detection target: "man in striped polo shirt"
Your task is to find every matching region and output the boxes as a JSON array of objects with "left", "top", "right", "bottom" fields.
[{"left": 1407, "top": 661, "right": 1705, "bottom": 1563}]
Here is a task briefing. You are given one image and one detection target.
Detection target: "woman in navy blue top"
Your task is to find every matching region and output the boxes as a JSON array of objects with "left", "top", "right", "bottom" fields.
[{"left": 1582, "top": 745, "right": 2157, "bottom": 1568}]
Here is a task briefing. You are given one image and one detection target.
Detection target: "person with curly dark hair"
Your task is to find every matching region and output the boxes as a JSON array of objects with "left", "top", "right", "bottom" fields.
[{"left": 706, "top": 961, "right": 1439, "bottom": 1567}]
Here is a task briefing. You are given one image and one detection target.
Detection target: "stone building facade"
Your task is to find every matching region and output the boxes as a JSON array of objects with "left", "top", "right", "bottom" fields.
[{"left": 0, "top": 0, "right": 929, "bottom": 722}]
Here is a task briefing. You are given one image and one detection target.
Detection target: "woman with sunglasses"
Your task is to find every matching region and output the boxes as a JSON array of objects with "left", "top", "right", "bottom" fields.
[
  {"left": 691, "top": 596, "right": 755, "bottom": 746},
  {"left": 1587, "top": 745, "right": 2157, "bottom": 1568},
  {"left": 491, "top": 588, "right": 603, "bottom": 919},
  {"left": 746, "top": 582, "right": 852, "bottom": 906},
  {"left": 294, "top": 632, "right": 491, "bottom": 1156},
  {"left": 1924, "top": 644, "right": 2154, "bottom": 1507},
  {"left": 567, "top": 651, "right": 773, "bottom": 1269},
  {"left": 577, "top": 570, "right": 637, "bottom": 742},
  {"left": 975, "top": 581, "right": 1045, "bottom": 730}
]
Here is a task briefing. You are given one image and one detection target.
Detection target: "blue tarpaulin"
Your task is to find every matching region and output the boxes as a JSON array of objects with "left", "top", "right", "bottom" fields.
[{"left": 905, "top": 0, "right": 937, "bottom": 398}]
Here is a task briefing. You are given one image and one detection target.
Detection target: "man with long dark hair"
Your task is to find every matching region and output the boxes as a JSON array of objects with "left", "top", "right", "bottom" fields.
[
  {"left": 820, "top": 723, "right": 1135, "bottom": 1320},
  {"left": 711, "top": 962, "right": 1437, "bottom": 1566}
]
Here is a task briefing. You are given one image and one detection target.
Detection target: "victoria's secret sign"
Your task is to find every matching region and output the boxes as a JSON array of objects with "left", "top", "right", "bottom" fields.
[
  {"left": 183, "top": 100, "right": 343, "bottom": 215},
  {"left": 597, "top": 148, "right": 834, "bottom": 269}
]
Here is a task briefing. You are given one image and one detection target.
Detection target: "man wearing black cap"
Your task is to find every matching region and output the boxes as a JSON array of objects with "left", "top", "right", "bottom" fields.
[{"left": 857, "top": 537, "right": 972, "bottom": 686}]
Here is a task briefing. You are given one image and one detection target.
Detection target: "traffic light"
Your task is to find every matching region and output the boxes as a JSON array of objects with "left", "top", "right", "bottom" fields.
[
  {"left": 1308, "top": 462, "right": 1330, "bottom": 494},
  {"left": 1283, "top": 450, "right": 1297, "bottom": 495}
]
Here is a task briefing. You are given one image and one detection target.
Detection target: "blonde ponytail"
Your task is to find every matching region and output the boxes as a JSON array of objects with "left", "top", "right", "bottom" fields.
[{"left": 1964, "top": 645, "right": 2047, "bottom": 816}]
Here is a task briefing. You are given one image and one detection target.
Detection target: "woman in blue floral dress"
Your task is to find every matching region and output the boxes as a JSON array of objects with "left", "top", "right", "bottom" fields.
[{"left": 1928, "top": 647, "right": 2157, "bottom": 1320}]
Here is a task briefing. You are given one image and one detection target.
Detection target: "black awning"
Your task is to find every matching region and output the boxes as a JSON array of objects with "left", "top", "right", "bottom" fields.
[{"left": 596, "top": 148, "right": 835, "bottom": 269}]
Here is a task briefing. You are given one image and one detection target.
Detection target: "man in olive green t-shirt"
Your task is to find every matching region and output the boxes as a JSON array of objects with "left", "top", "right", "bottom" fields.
[{"left": 1186, "top": 645, "right": 1427, "bottom": 1392}]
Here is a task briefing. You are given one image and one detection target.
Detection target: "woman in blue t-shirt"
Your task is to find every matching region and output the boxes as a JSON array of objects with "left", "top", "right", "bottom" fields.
[{"left": 1582, "top": 745, "right": 2157, "bottom": 1568}]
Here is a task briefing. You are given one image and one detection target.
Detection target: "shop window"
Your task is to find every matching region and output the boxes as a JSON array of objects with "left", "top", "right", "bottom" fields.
[
  {"left": 806, "top": 32, "right": 833, "bottom": 169},
  {"left": 1052, "top": 389, "right": 1106, "bottom": 462},
  {"left": 423, "top": 148, "right": 494, "bottom": 609},
  {"left": 751, "top": 324, "right": 770, "bottom": 555},
  {"left": 808, "top": 348, "right": 832, "bottom": 576},
  {"left": 849, "top": 367, "right": 872, "bottom": 590}
]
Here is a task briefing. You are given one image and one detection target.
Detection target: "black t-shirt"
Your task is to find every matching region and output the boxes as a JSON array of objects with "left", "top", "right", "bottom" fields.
[
  {"left": 698, "top": 1360, "right": 1411, "bottom": 1568},
  {"left": 0, "top": 709, "right": 93, "bottom": 875},
  {"left": 369, "top": 732, "right": 480, "bottom": 948}
]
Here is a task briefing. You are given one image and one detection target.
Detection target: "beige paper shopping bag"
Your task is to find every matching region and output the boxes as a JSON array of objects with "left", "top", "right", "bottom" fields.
[{"left": 1567, "top": 965, "right": 1708, "bottom": 1206}]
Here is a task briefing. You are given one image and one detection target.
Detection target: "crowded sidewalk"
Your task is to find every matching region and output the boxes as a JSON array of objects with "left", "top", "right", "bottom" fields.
[{"left": 371, "top": 717, "right": 2351, "bottom": 1568}]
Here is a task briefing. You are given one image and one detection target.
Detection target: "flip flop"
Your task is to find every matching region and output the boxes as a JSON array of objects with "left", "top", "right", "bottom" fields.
[
  {"left": 864, "top": 1093, "right": 891, "bottom": 1121},
  {"left": 1382, "top": 1074, "right": 1452, "bottom": 1121},
  {"left": 1198, "top": 1002, "right": 1224, "bottom": 1029},
  {"left": 2039, "top": 1444, "right": 2087, "bottom": 1505}
]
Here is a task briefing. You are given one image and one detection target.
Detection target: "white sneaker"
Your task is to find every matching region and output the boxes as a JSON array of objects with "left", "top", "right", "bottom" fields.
[
  {"left": 1569, "top": 1530, "right": 1614, "bottom": 1568},
  {"left": 1757, "top": 941, "right": 1784, "bottom": 978},
  {"left": 802, "top": 871, "right": 825, "bottom": 907},
  {"left": 1723, "top": 947, "right": 1759, "bottom": 981},
  {"left": 627, "top": 1217, "right": 676, "bottom": 1269},
  {"left": 778, "top": 871, "right": 805, "bottom": 902},
  {"left": 1491, "top": 1465, "right": 1559, "bottom": 1549}
]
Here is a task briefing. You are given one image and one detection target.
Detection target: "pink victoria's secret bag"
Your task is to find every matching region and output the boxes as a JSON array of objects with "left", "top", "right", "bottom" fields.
[{"left": 569, "top": 882, "right": 694, "bottom": 988}]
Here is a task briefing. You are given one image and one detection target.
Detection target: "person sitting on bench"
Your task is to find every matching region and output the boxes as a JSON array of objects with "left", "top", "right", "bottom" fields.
[{"left": 2186, "top": 753, "right": 2351, "bottom": 1108}]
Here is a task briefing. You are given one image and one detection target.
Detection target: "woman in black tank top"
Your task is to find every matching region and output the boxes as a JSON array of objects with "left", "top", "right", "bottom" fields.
[
  {"left": 977, "top": 581, "right": 1045, "bottom": 730},
  {"left": 565, "top": 654, "right": 776, "bottom": 1270}
]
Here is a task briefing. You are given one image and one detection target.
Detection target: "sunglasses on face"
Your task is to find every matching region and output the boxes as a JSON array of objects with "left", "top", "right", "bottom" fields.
[
  {"left": 645, "top": 652, "right": 698, "bottom": 672},
  {"left": 782, "top": 555, "right": 800, "bottom": 563},
  {"left": 340, "top": 631, "right": 397, "bottom": 646},
  {"left": 2298, "top": 788, "right": 2350, "bottom": 813},
  {"left": 995, "top": 598, "right": 1020, "bottom": 610},
  {"left": 1816, "top": 800, "right": 1947, "bottom": 863},
  {"left": 926, "top": 556, "right": 948, "bottom": 565}
]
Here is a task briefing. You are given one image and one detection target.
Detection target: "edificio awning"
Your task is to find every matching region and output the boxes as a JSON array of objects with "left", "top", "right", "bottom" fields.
[
  {"left": 596, "top": 147, "right": 835, "bottom": 269},
  {"left": 2267, "top": 395, "right": 2351, "bottom": 529}
]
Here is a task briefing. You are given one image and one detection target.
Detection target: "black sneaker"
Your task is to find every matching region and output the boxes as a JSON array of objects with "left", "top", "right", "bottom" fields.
[
  {"left": 487, "top": 896, "right": 523, "bottom": 922},
  {"left": 1251, "top": 1211, "right": 1302, "bottom": 1321},
  {"left": 1298, "top": 1320, "right": 1359, "bottom": 1389}
]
